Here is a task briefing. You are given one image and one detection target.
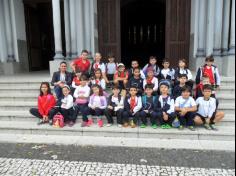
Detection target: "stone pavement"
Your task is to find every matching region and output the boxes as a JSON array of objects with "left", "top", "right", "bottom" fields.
[{"left": 0, "top": 158, "right": 235, "bottom": 176}]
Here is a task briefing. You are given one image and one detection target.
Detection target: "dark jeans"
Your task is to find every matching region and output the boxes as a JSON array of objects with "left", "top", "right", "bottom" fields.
[
  {"left": 104, "top": 108, "right": 123, "bottom": 125},
  {"left": 122, "top": 111, "right": 140, "bottom": 125},
  {"left": 49, "top": 107, "right": 77, "bottom": 122},
  {"left": 74, "top": 104, "right": 90, "bottom": 122},
  {"left": 107, "top": 74, "right": 114, "bottom": 81},
  {"left": 54, "top": 86, "right": 63, "bottom": 100},
  {"left": 158, "top": 112, "right": 176, "bottom": 126},
  {"left": 29, "top": 108, "right": 54, "bottom": 120},
  {"left": 89, "top": 108, "right": 105, "bottom": 117},
  {"left": 178, "top": 112, "right": 195, "bottom": 126},
  {"left": 140, "top": 111, "right": 160, "bottom": 125}
]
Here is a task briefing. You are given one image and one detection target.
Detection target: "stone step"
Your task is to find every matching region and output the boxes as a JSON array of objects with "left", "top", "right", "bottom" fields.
[
  {"left": 0, "top": 111, "right": 234, "bottom": 127},
  {"left": 0, "top": 121, "right": 234, "bottom": 141}
]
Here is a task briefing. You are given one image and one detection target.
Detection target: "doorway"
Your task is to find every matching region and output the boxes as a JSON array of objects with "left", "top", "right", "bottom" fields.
[{"left": 121, "top": 0, "right": 166, "bottom": 67}]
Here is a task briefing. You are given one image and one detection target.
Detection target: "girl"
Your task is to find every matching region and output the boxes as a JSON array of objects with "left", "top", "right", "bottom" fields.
[
  {"left": 88, "top": 84, "right": 108, "bottom": 127},
  {"left": 30, "top": 82, "right": 56, "bottom": 125},
  {"left": 91, "top": 53, "right": 109, "bottom": 83},
  {"left": 174, "top": 59, "right": 194, "bottom": 88},
  {"left": 73, "top": 75, "right": 91, "bottom": 127},
  {"left": 143, "top": 56, "right": 160, "bottom": 77},
  {"left": 90, "top": 68, "right": 106, "bottom": 90},
  {"left": 106, "top": 55, "right": 117, "bottom": 83},
  {"left": 50, "top": 86, "right": 76, "bottom": 127},
  {"left": 114, "top": 63, "right": 129, "bottom": 90},
  {"left": 143, "top": 68, "right": 159, "bottom": 92},
  {"left": 127, "top": 67, "right": 144, "bottom": 96}
]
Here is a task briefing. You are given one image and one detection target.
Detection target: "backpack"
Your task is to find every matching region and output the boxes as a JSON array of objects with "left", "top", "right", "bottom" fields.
[{"left": 53, "top": 113, "right": 64, "bottom": 128}]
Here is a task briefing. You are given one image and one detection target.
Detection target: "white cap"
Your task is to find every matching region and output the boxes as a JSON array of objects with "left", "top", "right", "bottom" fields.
[{"left": 118, "top": 63, "right": 125, "bottom": 67}]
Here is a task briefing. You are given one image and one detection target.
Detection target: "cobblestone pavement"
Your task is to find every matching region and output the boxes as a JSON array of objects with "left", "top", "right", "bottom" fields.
[{"left": 0, "top": 158, "right": 235, "bottom": 176}]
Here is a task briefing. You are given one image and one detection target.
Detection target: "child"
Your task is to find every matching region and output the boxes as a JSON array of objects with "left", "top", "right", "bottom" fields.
[
  {"left": 106, "top": 55, "right": 117, "bottom": 84},
  {"left": 172, "top": 74, "right": 188, "bottom": 100},
  {"left": 195, "top": 75, "right": 216, "bottom": 99},
  {"left": 114, "top": 63, "right": 129, "bottom": 90},
  {"left": 140, "top": 84, "right": 159, "bottom": 129},
  {"left": 104, "top": 85, "right": 124, "bottom": 127},
  {"left": 196, "top": 55, "right": 221, "bottom": 89},
  {"left": 175, "top": 86, "right": 197, "bottom": 131},
  {"left": 72, "top": 71, "right": 81, "bottom": 89},
  {"left": 73, "top": 75, "right": 91, "bottom": 127},
  {"left": 30, "top": 82, "right": 56, "bottom": 125},
  {"left": 194, "top": 85, "right": 225, "bottom": 131},
  {"left": 91, "top": 53, "right": 109, "bottom": 83},
  {"left": 174, "top": 59, "right": 194, "bottom": 88},
  {"left": 127, "top": 68, "right": 144, "bottom": 96},
  {"left": 123, "top": 86, "right": 142, "bottom": 128},
  {"left": 143, "top": 56, "right": 160, "bottom": 77},
  {"left": 155, "top": 82, "right": 176, "bottom": 129},
  {"left": 143, "top": 68, "right": 159, "bottom": 92},
  {"left": 88, "top": 84, "right": 107, "bottom": 127},
  {"left": 50, "top": 85, "right": 76, "bottom": 127},
  {"left": 128, "top": 60, "right": 146, "bottom": 80},
  {"left": 90, "top": 68, "right": 106, "bottom": 90},
  {"left": 159, "top": 59, "right": 175, "bottom": 83}
]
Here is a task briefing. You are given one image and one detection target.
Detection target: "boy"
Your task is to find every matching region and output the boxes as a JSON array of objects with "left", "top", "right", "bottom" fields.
[
  {"left": 128, "top": 60, "right": 146, "bottom": 80},
  {"left": 127, "top": 68, "right": 144, "bottom": 96},
  {"left": 114, "top": 63, "right": 129, "bottom": 90},
  {"left": 106, "top": 55, "right": 117, "bottom": 85},
  {"left": 155, "top": 82, "right": 176, "bottom": 129},
  {"left": 175, "top": 86, "right": 197, "bottom": 131},
  {"left": 143, "top": 68, "right": 159, "bottom": 92},
  {"left": 196, "top": 55, "right": 221, "bottom": 89},
  {"left": 140, "top": 84, "right": 159, "bottom": 129},
  {"left": 123, "top": 86, "right": 142, "bottom": 128},
  {"left": 195, "top": 75, "right": 216, "bottom": 99},
  {"left": 159, "top": 59, "right": 175, "bottom": 82},
  {"left": 194, "top": 85, "right": 225, "bottom": 131},
  {"left": 172, "top": 74, "right": 188, "bottom": 100},
  {"left": 104, "top": 85, "right": 124, "bottom": 128}
]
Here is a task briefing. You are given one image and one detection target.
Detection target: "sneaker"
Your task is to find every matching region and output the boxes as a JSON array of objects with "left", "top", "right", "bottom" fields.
[
  {"left": 68, "top": 121, "right": 75, "bottom": 127},
  {"left": 130, "top": 120, "right": 136, "bottom": 128},
  {"left": 140, "top": 124, "right": 147, "bottom": 128},
  {"left": 161, "top": 125, "right": 166, "bottom": 129},
  {"left": 151, "top": 124, "right": 158, "bottom": 129},
  {"left": 106, "top": 124, "right": 113, "bottom": 127},
  {"left": 37, "top": 119, "right": 44, "bottom": 126},
  {"left": 204, "top": 124, "right": 211, "bottom": 130},
  {"left": 118, "top": 124, "right": 123, "bottom": 128},
  {"left": 210, "top": 124, "right": 218, "bottom": 131},
  {"left": 178, "top": 125, "right": 184, "bottom": 130},
  {"left": 98, "top": 119, "right": 103, "bottom": 127},
  {"left": 49, "top": 120, "right": 53, "bottom": 126},
  {"left": 165, "top": 124, "right": 172, "bottom": 129},
  {"left": 188, "top": 126, "right": 196, "bottom": 131},
  {"left": 88, "top": 118, "right": 93, "bottom": 126},
  {"left": 81, "top": 121, "right": 89, "bottom": 127},
  {"left": 123, "top": 123, "right": 129, "bottom": 128}
]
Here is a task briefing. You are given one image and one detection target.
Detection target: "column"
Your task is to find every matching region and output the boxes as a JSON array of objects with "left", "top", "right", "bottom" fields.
[
  {"left": 229, "top": 0, "right": 235, "bottom": 55},
  {"left": 3, "top": 0, "right": 15, "bottom": 62},
  {"left": 84, "top": 0, "right": 91, "bottom": 50},
  {"left": 64, "top": 0, "right": 71, "bottom": 59},
  {"left": 206, "top": 0, "right": 215, "bottom": 56},
  {"left": 76, "top": 0, "right": 84, "bottom": 56},
  {"left": 52, "top": 0, "right": 64, "bottom": 60},
  {"left": 90, "top": 0, "right": 96, "bottom": 55},
  {"left": 221, "top": 0, "right": 231, "bottom": 56},
  {"left": 70, "top": 0, "right": 77, "bottom": 58},
  {"left": 196, "top": 0, "right": 207, "bottom": 57},
  {"left": 213, "top": 0, "right": 224, "bottom": 56}
]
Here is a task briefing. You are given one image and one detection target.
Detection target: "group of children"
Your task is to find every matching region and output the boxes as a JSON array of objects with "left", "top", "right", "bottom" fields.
[{"left": 30, "top": 51, "right": 225, "bottom": 131}]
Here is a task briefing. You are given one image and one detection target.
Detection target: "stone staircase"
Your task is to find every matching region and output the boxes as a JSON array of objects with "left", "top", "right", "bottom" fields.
[{"left": 0, "top": 73, "right": 235, "bottom": 150}]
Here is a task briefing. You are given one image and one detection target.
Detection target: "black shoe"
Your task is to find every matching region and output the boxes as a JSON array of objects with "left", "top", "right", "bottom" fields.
[{"left": 37, "top": 119, "right": 44, "bottom": 126}]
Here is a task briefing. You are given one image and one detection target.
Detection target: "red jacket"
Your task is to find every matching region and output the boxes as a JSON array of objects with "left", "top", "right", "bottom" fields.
[{"left": 38, "top": 94, "right": 56, "bottom": 116}]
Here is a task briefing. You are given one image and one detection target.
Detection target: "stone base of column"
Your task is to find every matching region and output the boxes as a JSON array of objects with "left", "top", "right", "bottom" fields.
[
  {"left": 213, "top": 48, "right": 222, "bottom": 56},
  {"left": 54, "top": 51, "right": 64, "bottom": 60},
  {"left": 222, "top": 55, "right": 235, "bottom": 77},
  {"left": 229, "top": 46, "right": 235, "bottom": 55},
  {"left": 2, "top": 62, "right": 21, "bottom": 75},
  {"left": 49, "top": 60, "right": 73, "bottom": 77}
]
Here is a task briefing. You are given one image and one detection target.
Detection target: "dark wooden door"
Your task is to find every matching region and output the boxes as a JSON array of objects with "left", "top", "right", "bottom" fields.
[
  {"left": 98, "top": 0, "right": 121, "bottom": 62},
  {"left": 165, "top": 0, "right": 191, "bottom": 66}
]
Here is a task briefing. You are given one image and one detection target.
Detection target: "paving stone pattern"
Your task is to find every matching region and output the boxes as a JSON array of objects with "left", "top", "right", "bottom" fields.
[{"left": 0, "top": 158, "right": 234, "bottom": 176}]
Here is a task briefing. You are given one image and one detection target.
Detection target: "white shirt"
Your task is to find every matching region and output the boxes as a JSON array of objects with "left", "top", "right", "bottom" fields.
[
  {"left": 179, "top": 68, "right": 193, "bottom": 80},
  {"left": 61, "top": 95, "right": 74, "bottom": 109},
  {"left": 143, "top": 77, "right": 159, "bottom": 91},
  {"left": 161, "top": 68, "right": 175, "bottom": 80},
  {"left": 93, "top": 62, "right": 106, "bottom": 73},
  {"left": 91, "top": 79, "right": 106, "bottom": 90},
  {"left": 158, "top": 95, "right": 175, "bottom": 114},
  {"left": 73, "top": 85, "right": 91, "bottom": 104},
  {"left": 107, "top": 63, "right": 117, "bottom": 74},
  {"left": 196, "top": 97, "right": 216, "bottom": 118},
  {"left": 60, "top": 73, "right": 66, "bottom": 82},
  {"left": 175, "top": 96, "right": 197, "bottom": 108},
  {"left": 111, "top": 96, "right": 124, "bottom": 111}
]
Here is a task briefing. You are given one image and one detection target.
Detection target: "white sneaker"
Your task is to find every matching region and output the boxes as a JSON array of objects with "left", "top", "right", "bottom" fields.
[
  {"left": 106, "top": 124, "right": 113, "bottom": 127},
  {"left": 118, "top": 124, "right": 123, "bottom": 128}
]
